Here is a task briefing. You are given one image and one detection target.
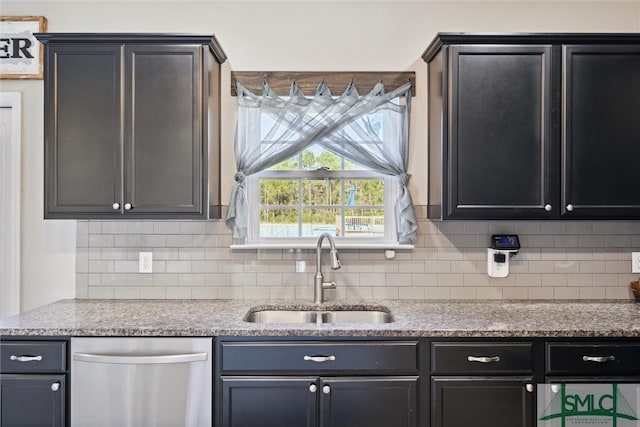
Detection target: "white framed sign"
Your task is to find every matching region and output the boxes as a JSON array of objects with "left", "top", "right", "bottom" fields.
[{"left": 0, "top": 16, "right": 47, "bottom": 79}]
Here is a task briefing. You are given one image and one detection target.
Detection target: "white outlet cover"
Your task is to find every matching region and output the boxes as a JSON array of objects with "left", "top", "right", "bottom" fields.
[
  {"left": 139, "top": 252, "right": 153, "bottom": 273},
  {"left": 632, "top": 252, "right": 640, "bottom": 274}
]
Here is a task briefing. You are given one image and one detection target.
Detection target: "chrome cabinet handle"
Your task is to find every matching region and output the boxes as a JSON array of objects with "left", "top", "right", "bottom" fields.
[
  {"left": 73, "top": 352, "right": 208, "bottom": 364},
  {"left": 566, "top": 204, "right": 574, "bottom": 212},
  {"left": 544, "top": 204, "right": 552, "bottom": 212},
  {"left": 10, "top": 355, "right": 43, "bottom": 362},
  {"left": 112, "top": 202, "right": 120, "bottom": 210},
  {"left": 51, "top": 382, "right": 60, "bottom": 392},
  {"left": 582, "top": 355, "right": 615, "bottom": 363},
  {"left": 322, "top": 385, "right": 331, "bottom": 394},
  {"left": 467, "top": 355, "right": 500, "bottom": 363},
  {"left": 304, "top": 355, "right": 336, "bottom": 363},
  {"left": 526, "top": 384, "right": 534, "bottom": 393},
  {"left": 124, "top": 203, "right": 132, "bottom": 210},
  {"left": 309, "top": 384, "right": 317, "bottom": 393}
]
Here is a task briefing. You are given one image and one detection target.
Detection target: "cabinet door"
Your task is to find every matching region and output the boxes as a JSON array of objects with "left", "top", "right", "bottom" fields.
[
  {"left": 44, "top": 44, "right": 123, "bottom": 218},
  {"left": 320, "top": 377, "right": 418, "bottom": 427},
  {"left": 124, "top": 44, "right": 205, "bottom": 217},
  {"left": 220, "top": 377, "right": 317, "bottom": 427},
  {"left": 0, "top": 374, "right": 65, "bottom": 427},
  {"left": 432, "top": 377, "right": 533, "bottom": 427},
  {"left": 562, "top": 45, "right": 640, "bottom": 218},
  {"left": 447, "top": 45, "right": 555, "bottom": 219}
]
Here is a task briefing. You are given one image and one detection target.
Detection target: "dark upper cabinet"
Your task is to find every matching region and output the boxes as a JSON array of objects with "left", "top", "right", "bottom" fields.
[
  {"left": 562, "top": 45, "right": 640, "bottom": 218},
  {"left": 37, "top": 34, "right": 226, "bottom": 219},
  {"left": 423, "top": 33, "right": 640, "bottom": 220}
]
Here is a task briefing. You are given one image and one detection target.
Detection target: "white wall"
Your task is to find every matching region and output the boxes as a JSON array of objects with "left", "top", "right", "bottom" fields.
[{"left": 1, "top": 0, "right": 639, "bottom": 309}]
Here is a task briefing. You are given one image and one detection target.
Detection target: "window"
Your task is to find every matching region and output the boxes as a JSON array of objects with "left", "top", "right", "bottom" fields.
[{"left": 227, "top": 80, "right": 416, "bottom": 246}]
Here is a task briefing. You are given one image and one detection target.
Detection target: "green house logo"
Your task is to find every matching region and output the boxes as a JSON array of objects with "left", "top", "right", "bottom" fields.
[{"left": 539, "top": 384, "right": 639, "bottom": 427}]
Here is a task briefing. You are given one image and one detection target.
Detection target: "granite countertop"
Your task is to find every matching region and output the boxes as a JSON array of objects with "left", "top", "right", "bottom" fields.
[{"left": 1, "top": 299, "right": 640, "bottom": 338}]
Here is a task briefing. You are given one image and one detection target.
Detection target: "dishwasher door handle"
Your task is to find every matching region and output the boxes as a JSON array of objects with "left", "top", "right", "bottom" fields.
[{"left": 73, "top": 352, "right": 208, "bottom": 364}]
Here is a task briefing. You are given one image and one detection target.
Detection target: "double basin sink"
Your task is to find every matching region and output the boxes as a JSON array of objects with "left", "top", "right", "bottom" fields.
[{"left": 244, "top": 307, "right": 393, "bottom": 324}]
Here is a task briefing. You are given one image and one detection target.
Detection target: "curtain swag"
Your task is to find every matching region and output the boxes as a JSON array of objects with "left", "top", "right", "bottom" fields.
[{"left": 226, "top": 79, "right": 417, "bottom": 243}]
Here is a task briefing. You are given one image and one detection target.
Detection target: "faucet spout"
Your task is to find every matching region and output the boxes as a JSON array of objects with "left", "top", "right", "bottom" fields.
[{"left": 314, "top": 232, "right": 341, "bottom": 304}]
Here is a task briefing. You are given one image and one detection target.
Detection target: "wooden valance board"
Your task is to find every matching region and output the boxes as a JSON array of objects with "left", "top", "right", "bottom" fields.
[{"left": 231, "top": 71, "right": 416, "bottom": 96}]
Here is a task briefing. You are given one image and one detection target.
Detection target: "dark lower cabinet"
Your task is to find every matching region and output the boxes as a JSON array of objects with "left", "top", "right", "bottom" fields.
[
  {"left": 319, "top": 377, "right": 418, "bottom": 427},
  {"left": 221, "top": 377, "right": 317, "bottom": 427},
  {"left": 0, "top": 375, "right": 66, "bottom": 427},
  {"left": 216, "top": 338, "right": 422, "bottom": 427},
  {"left": 0, "top": 340, "right": 68, "bottom": 427},
  {"left": 220, "top": 376, "right": 417, "bottom": 427},
  {"left": 432, "top": 377, "right": 534, "bottom": 427}
]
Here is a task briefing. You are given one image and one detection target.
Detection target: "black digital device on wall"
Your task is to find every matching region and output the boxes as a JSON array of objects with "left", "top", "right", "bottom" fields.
[{"left": 491, "top": 234, "right": 520, "bottom": 251}]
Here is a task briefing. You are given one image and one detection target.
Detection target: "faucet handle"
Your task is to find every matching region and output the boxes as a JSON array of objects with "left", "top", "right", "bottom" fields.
[{"left": 322, "top": 281, "right": 337, "bottom": 290}]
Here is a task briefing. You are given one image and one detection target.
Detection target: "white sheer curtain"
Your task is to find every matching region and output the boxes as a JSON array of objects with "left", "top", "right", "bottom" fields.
[{"left": 226, "top": 80, "right": 416, "bottom": 243}]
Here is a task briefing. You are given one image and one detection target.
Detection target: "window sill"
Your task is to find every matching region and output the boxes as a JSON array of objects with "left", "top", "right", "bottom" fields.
[{"left": 230, "top": 243, "right": 414, "bottom": 251}]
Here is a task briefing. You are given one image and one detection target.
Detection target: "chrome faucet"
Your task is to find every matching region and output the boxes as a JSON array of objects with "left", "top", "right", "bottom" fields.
[{"left": 314, "top": 232, "right": 341, "bottom": 304}]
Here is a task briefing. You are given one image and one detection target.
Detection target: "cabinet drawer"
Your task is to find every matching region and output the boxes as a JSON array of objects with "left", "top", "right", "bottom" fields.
[
  {"left": 431, "top": 342, "right": 533, "bottom": 374},
  {"left": 220, "top": 341, "right": 419, "bottom": 374},
  {"left": 546, "top": 342, "right": 640, "bottom": 375},
  {"left": 0, "top": 341, "right": 67, "bottom": 373}
]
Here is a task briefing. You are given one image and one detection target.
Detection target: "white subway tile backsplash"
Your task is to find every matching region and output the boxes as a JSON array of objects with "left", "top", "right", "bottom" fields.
[
  {"left": 166, "top": 287, "right": 192, "bottom": 299},
  {"left": 529, "top": 287, "right": 554, "bottom": 299},
  {"left": 167, "top": 235, "right": 193, "bottom": 247},
  {"left": 592, "top": 222, "right": 619, "bottom": 235},
  {"left": 477, "top": 287, "right": 503, "bottom": 300},
  {"left": 191, "top": 287, "right": 218, "bottom": 299},
  {"left": 606, "top": 235, "right": 632, "bottom": 247},
  {"left": 77, "top": 214, "right": 639, "bottom": 301},
  {"left": 114, "top": 287, "right": 141, "bottom": 299},
  {"left": 398, "top": 287, "right": 425, "bottom": 300},
  {"left": 88, "top": 286, "right": 114, "bottom": 299},
  {"left": 89, "top": 234, "right": 115, "bottom": 247},
  {"left": 165, "top": 261, "right": 191, "bottom": 273},
  {"left": 179, "top": 274, "right": 205, "bottom": 286},
  {"left": 140, "top": 235, "right": 167, "bottom": 247},
  {"left": 554, "top": 287, "right": 580, "bottom": 299},
  {"left": 140, "top": 287, "right": 166, "bottom": 299},
  {"left": 372, "top": 287, "right": 399, "bottom": 299}
]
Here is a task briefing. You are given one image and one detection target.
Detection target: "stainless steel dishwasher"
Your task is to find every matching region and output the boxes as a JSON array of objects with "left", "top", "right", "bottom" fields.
[{"left": 71, "top": 337, "right": 212, "bottom": 427}]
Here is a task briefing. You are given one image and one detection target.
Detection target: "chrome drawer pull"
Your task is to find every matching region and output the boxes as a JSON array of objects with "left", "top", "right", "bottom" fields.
[
  {"left": 467, "top": 355, "right": 501, "bottom": 363},
  {"left": 582, "top": 355, "right": 615, "bottom": 363},
  {"left": 10, "top": 355, "right": 43, "bottom": 362},
  {"left": 51, "top": 382, "right": 60, "bottom": 392},
  {"left": 304, "top": 355, "right": 336, "bottom": 363}
]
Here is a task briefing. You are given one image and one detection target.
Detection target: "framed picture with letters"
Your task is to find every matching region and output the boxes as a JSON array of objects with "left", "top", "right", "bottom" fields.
[{"left": 0, "top": 16, "right": 47, "bottom": 79}]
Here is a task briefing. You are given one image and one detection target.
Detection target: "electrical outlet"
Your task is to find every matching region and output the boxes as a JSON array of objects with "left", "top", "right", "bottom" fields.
[
  {"left": 632, "top": 252, "right": 640, "bottom": 274},
  {"left": 139, "top": 252, "right": 153, "bottom": 273}
]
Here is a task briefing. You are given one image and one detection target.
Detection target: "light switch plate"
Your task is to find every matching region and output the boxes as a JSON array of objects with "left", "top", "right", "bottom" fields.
[{"left": 632, "top": 252, "right": 640, "bottom": 274}]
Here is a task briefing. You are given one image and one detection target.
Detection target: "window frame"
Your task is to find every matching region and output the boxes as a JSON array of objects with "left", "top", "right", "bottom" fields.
[{"left": 246, "top": 165, "right": 399, "bottom": 246}]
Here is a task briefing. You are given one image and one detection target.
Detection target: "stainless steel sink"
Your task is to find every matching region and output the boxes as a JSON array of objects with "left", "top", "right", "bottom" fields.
[
  {"left": 321, "top": 310, "right": 392, "bottom": 324},
  {"left": 244, "top": 310, "right": 319, "bottom": 324},
  {"left": 244, "top": 308, "right": 393, "bottom": 324}
]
